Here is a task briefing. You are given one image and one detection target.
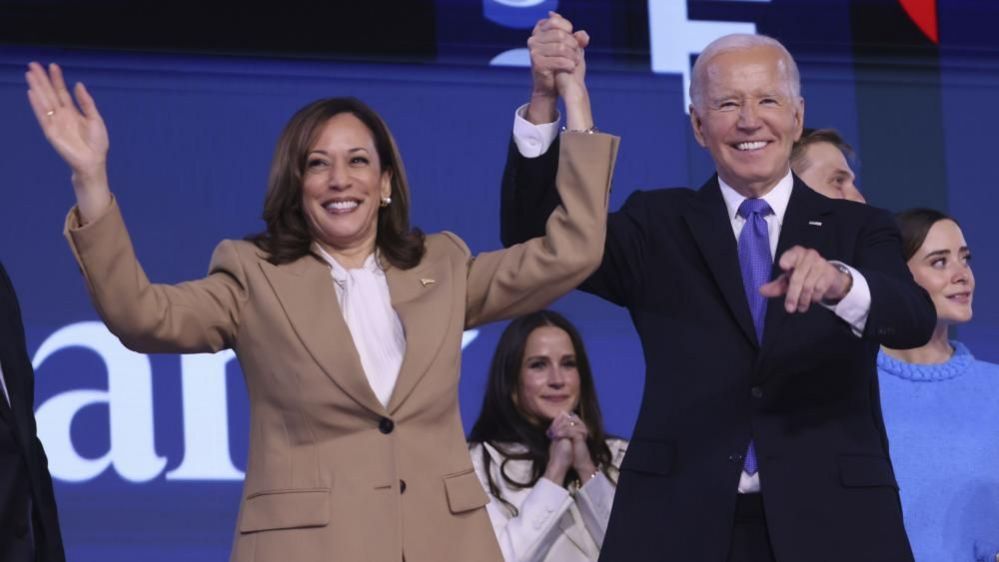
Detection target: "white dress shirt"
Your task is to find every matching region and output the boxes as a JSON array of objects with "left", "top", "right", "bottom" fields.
[
  {"left": 511, "top": 107, "right": 874, "bottom": 493},
  {"left": 315, "top": 246, "right": 405, "bottom": 408}
]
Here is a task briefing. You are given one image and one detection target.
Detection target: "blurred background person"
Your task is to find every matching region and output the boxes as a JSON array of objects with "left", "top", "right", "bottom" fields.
[
  {"left": 879, "top": 208, "right": 999, "bottom": 562},
  {"left": 790, "top": 127, "right": 866, "bottom": 203},
  {"left": 26, "top": 55, "right": 615, "bottom": 562},
  {"left": 468, "top": 310, "right": 626, "bottom": 562}
]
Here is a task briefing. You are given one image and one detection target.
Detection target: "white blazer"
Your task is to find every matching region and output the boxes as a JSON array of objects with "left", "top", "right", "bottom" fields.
[{"left": 469, "top": 439, "right": 628, "bottom": 562}]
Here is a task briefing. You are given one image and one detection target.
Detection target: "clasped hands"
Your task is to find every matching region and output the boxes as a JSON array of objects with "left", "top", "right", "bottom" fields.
[
  {"left": 526, "top": 12, "right": 590, "bottom": 125},
  {"left": 761, "top": 245, "right": 853, "bottom": 313},
  {"left": 544, "top": 412, "right": 598, "bottom": 487}
]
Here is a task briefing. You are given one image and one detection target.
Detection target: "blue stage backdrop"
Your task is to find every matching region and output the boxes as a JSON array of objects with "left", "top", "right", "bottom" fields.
[{"left": 1, "top": 0, "right": 998, "bottom": 559}]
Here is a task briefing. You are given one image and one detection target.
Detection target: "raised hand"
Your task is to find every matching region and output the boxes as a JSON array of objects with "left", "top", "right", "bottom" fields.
[
  {"left": 26, "top": 62, "right": 112, "bottom": 223},
  {"left": 760, "top": 245, "right": 853, "bottom": 313},
  {"left": 525, "top": 12, "right": 589, "bottom": 125}
]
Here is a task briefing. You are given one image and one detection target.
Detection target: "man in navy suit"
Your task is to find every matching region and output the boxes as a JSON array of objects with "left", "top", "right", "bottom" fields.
[
  {"left": 0, "top": 262, "right": 65, "bottom": 561},
  {"left": 500, "top": 15, "right": 934, "bottom": 562}
]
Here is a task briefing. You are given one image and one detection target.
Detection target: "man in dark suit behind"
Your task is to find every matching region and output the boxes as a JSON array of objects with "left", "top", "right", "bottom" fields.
[
  {"left": 0, "top": 262, "right": 65, "bottom": 561},
  {"left": 500, "top": 15, "right": 935, "bottom": 562}
]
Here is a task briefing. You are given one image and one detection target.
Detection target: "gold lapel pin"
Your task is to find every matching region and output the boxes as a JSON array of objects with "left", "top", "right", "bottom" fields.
[{"left": 420, "top": 278, "right": 436, "bottom": 287}]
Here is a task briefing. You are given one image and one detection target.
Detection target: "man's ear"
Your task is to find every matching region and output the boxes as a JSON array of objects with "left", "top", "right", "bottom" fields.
[
  {"left": 689, "top": 105, "right": 708, "bottom": 148},
  {"left": 793, "top": 97, "right": 805, "bottom": 141}
]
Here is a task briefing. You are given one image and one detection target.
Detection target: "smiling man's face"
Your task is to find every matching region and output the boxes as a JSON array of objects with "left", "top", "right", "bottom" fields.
[{"left": 690, "top": 45, "right": 804, "bottom": 197}]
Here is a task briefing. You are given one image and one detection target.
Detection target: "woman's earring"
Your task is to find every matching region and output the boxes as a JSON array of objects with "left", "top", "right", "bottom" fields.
[{"left": 380, "top": 196, "right": 392, "bottom": 208}]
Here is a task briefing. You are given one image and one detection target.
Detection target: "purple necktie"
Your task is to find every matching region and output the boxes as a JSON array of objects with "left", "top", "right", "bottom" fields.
[{"left": 737, "top": 198, "right": 773, "bottom": 476}]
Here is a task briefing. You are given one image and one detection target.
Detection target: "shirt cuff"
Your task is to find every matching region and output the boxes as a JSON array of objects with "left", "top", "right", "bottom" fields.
[
  {"left": 821, "top": 261, "right": 871, "bottom": 336},
  {"left": 513, "top": 103, "right": 561, "bottom": 158}
]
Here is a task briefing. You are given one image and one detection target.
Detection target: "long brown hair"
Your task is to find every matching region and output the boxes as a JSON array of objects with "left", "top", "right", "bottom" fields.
[
  {"left": 247, "top": 97, "right": 424, "bottom": 267},
  {"left": 468, "top": 311, "right": 616, "bottom": 516}
]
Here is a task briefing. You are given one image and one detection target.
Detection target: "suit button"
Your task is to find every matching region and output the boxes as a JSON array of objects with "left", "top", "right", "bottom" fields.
[
  {"left": 751, "top": 386, "right": 763, "bottom": 399},
  {"left": 378, "top": 417, "right": 394, "bottom": 434},
  {"left": 400, "top": 479, "right": 406, "bottom": 494},
  {"left": 728, "top": 453, "right": 744, "bottom": 464}
]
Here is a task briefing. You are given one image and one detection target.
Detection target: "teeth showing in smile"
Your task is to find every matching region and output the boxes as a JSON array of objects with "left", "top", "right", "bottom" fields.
[
  {"left": 736, "top": 141, "right": 767, "bottom": 151},
  {"left": 324, "top": 200, "right": 358, "bottom": 211}
]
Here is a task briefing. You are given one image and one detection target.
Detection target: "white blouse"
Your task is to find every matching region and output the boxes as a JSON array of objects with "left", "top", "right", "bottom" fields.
[
  {"left": 469, "top": 439, "right": 628, "bottom": 562},
  {"left": 315, "top": 246, "right": 405, "bottom": 407}
]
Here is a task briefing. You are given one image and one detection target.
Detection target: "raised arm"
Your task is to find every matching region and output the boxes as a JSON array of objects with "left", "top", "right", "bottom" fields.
[
  {"left": 28, "top": 63, "right": 247, "bottom": 354},
  {"left": 499, "top": 14, "right": 651, "bottom": 309},
  {"left": 26, "top": 62, "right": 112, "bottom": 223},
  {"left": 499, "top": 13, "right": 586, "bottom": 247},
  {"left": 465, "top": 130, "right": 617, "bottom": 328},
  {"left": 63, "top": 201, "right": 248, "bottom": 354},
  {"left": 464, "top": 27, "right": 619, "bottom": 327}
]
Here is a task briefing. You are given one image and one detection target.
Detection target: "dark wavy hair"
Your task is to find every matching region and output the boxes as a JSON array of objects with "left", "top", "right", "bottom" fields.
[
  {"left": 468, "top": 310, "right": 615, "bottom": 515},
  {"left": 247, "top": 97, "right": 425, "bottom": 267},
  {"left": 895, "top": 208, "right": 959, "bottom": 262}
]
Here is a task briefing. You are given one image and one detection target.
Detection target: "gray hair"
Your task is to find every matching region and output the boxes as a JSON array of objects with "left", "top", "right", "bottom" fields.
[{"left": 689, "top": 34, "right": 801, "bottom": 111}]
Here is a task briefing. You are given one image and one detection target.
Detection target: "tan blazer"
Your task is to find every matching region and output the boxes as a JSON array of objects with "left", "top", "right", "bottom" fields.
[{"left": 64, "top": 132, "right": 619, "bottom": 562}]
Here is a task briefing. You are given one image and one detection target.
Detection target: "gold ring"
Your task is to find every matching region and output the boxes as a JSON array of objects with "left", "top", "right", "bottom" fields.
[{"left": 45, "top": 110, "right": 55, "bottom": 117}]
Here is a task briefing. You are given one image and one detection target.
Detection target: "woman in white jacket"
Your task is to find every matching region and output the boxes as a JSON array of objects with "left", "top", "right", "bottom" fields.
[{"left": 468, "top": 310, "right": 627, "bottom": 562}]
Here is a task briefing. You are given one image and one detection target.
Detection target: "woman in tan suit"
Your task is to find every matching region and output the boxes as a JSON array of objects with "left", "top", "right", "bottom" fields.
[{"left": 24, "top": 51, "right": 617, "bottom": 562}]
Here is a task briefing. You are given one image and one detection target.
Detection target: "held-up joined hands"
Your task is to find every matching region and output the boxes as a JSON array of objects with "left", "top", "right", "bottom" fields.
[
  {"left": 543, "top": 411, "right": 598, "bottom": 487},
  {"left": 25, "top": 62, "right": 111, "bottom": 223},
  {"left": 760, "top": 246, "right": 852, "bottom": 313},
  {"left": 525, "top": 12, "right": 592, "bottom": 130}
]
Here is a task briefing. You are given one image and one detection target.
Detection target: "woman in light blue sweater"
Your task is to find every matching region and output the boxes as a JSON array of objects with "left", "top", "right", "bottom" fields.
[{"left": 879, "top": 208, "right": 999, "bottom": 562}]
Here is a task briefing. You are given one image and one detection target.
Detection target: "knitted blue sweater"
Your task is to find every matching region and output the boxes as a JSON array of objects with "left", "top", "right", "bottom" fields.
[{"left": 878, "top": 342, "right": 999, "bottom": 562}]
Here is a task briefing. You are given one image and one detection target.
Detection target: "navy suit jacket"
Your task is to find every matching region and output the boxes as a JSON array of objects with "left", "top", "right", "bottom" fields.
[
  {"left": 0, "top": 262, "right": 65, "bottom": 561},
  {"left": 500, "top": 137, "right": 935, "bottom": 562}
]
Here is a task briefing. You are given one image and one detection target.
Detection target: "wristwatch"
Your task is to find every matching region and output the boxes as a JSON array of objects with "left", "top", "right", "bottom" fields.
[{"left": 822, "top": 262, "right": 853, "bottom": 305}]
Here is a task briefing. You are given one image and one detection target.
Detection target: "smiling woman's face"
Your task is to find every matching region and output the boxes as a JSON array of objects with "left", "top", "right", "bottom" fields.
[
  {"left": 301, "top": 112, "right": 391, "bottom": 259},
  {"left": 907, "top": 219, "right": 975, "bottom": 327},
  {"left": 515, "top": 326, "right": 581, "bottom": 423}
]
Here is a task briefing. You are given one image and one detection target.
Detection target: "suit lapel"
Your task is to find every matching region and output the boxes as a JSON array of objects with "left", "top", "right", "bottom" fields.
[
  {"left": 384, "top": 255, "right": 452, "bottom": 414},
  {"left": 683, "top": 176, "right": 759, "bottom": 348},
  {"left": 761, "top": 179, "right": 833, "bottom": 351},
  {"left": 259, "top": 254, "right": 385, "bottom": 416}
]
